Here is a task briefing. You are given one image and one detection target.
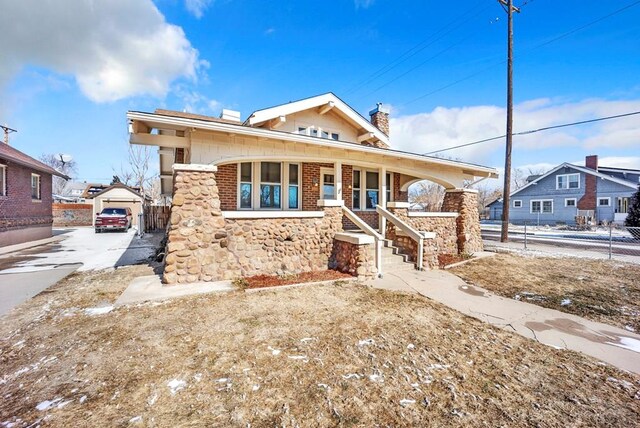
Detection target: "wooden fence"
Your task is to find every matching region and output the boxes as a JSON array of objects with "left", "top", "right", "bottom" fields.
[{"left": 144, "top": 205, "right": 170, "bottom": 232}]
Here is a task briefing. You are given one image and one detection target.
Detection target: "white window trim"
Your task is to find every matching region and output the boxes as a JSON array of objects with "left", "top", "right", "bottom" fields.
[
  {"left": 385, "top": 171, "right": 394, "bottom": 206},
  {"left": 0, "top": 164, "right": 6, "bottom": 197},
  {"left": 236, "top": 162, "right": 302, "bottom": 211},
  {"left": 351, "top": 168, "right": 393, "bottom": 211},
  {"left": 296, "top": 122, "right": 340, "bottom": 141},
  {"left": 31, "top": 173, "right": 41, "bottom": 201},
  {"left": 530, "top": 199, "right": 553, "bottom": 214},
  {"left": 564, "top": 198, "right": 577, "bottom": 207},
  {"left": 513, "top": 200, "right": 522, "bottom": 208},
  {"left": 319, "top": 167, "right": 335, "bottom": 200},
  {"left": 556, "top": 173, "right": 580, "bottom": 190},
  {"left": 597, "top": 197, "right": 611, "bottom": 207}
]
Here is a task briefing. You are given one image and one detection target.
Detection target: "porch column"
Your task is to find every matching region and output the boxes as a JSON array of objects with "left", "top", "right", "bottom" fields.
[
  {"left": 442, "top": 188, "right": 482, "bottom": 254},
  {"left": 335, "top": 161, "right": 342, "bottom": 201},
  {"left": 379, "top": 166, "right": 387, "bottom": 235}
]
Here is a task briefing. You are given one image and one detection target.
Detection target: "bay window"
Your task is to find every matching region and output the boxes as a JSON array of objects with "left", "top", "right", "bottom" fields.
[{"left": 237, "top": 161, "right": 301, "bottom": 210}]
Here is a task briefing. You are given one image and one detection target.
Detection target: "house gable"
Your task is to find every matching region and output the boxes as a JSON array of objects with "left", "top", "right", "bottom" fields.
[{"left": 245, "top": 93, "right": 389, "bottom": 148}]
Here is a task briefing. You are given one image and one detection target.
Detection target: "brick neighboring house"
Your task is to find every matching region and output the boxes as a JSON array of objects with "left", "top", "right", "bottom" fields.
[
  {"left": 127, "top": 93, "right": 498, "bottom": 284},
  {"left": 0, "top": 142, "right": 68, "bottom": 247}
]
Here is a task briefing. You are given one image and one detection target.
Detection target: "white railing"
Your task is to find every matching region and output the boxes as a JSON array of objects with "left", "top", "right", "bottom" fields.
[
  {"left": 376, "top": 205, "right": 424, "bottom": 270},
  {"left": 342, "top": 206, "right": 383, "bottom": 276}
]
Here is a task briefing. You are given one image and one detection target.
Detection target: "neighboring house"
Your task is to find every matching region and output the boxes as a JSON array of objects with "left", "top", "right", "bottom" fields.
[
  {"left": 86, "top": 183, "right": 146, "bottom": 227},
  {"left": 127, "top": 93, "right": 498, "bottom": 284},
  {"left": 487, "top": 155, "right": 639, "bottom": 225},
  {"left": 0, "top": 142, "right": 68, "bottom": 247},
  {"left": 56, "top": 181, "right": 90, "bottom": 203}
]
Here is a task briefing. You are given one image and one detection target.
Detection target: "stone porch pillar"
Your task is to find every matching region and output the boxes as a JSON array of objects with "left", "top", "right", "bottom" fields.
[{"left": 442, "top": 188, "right": 482, "bottom": 254}]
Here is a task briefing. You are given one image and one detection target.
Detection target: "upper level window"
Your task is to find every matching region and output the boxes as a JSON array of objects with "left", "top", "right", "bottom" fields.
[
  {"left": 556, "top": 173, "right": 580, "bottom": 190},
  {"left": 31, "top": 174, "right": 41, "bottom": 200},
  {"left": 513, "top": 200, "right": 522, "bottom": 208},
  {"left": 297, "top": 125, "right": 339, "bottom": 140},
  {"left": 0, "top": 164, "right": 6, "bottom": 197},
  {"left": 260, "top": 162, "right": 281, "bottom": 209}
]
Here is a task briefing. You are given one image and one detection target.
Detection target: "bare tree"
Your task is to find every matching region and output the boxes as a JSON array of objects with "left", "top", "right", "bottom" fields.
[
  {"left": 39, "top": 154, "right": 77, "bottom": 195},
  {"left": 114, "top": 145, "right": 156, "bottom": 197},
  {"left": 473, "top": 181, "right": 502, "bottom": 218},
  {"left": 409, "top": 180, "right": 445, "bottom": 211}
]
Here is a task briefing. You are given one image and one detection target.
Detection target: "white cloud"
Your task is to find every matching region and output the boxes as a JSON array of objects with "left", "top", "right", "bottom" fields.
[
  {"left": 390, "top": 97, "right": 640, "bottom": 165},
  {"left": 355, "top": 0, "right": 375, "bottom": 9},
  {"left": 264, "top": 28, "right": 276, "bottom": 36},
  {"left": 0, "top": 0, "right": 202, "bottom": 103},
  {"left": 185, "top": 0, "right": 214, "bottom": 19},
  {"left": 174, "top": 85, "right": 221, "bottom": 116}
]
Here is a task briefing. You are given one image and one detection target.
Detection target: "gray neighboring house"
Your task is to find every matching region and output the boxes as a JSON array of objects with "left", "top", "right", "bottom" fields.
[{"left": 488, "top": 155, "right": 639, "bottom": 225}]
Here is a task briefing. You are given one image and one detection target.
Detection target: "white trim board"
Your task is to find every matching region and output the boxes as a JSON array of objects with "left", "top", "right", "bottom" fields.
[{"left": 222, "top": 211, "right": 324, "bottom": 219}]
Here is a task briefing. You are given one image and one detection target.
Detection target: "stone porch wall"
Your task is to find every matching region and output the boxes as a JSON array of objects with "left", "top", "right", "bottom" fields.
[
  {"left": 164, "top": 165, "right": 345, "bottom": 284},
  {"left": 441, "top": 189, "right": 483, "bottom": 254},
  {"left": 329, "top": 239, "right": 377, "bottom": 279}
]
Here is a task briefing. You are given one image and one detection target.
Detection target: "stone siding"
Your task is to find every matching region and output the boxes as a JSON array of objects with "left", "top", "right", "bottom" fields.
[
  {"left": 164, "top": 166, "right": 346, "bottom": 284},
  {"left": 330, "top": 239, "right": 377, "bottom": 279},
  {"left": 442, "top": 190, "right": 483, "bottom": 254},
  {"left": 52, "top": 203, "right": 93, "bottom": 227}
]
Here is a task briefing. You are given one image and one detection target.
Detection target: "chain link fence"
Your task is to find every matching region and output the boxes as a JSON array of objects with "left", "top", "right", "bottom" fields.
[{"left": 482, "top": 222, "right": 640, "bottom": 263}]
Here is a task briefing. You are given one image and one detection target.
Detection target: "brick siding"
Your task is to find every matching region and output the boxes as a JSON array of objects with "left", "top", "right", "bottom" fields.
[
  {"left": 216, "top": 163, "right": 237, "bottom": 210},
  {"left": 0, "top": 159, "right": 53, "bottom": 231}
]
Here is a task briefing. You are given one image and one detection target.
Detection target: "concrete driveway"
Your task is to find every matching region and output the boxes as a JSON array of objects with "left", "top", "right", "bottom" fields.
[{"left": 0, "top": 228, "right": 160, "bottom": 316}]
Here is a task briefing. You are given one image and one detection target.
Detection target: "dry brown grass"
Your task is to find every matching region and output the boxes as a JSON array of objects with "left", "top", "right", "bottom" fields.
[
  {"left": 452, "top": 253, "right": 640, "bottom": 333},
  {"left": 1, "top": 265, "right": 639, "bottom": 427}
]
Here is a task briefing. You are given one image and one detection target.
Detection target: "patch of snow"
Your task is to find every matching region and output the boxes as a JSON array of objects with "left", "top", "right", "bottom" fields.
[
  {"left": 216, "top": 378, "right": 229, "bottom": 383},
  {"left": 624, "top": 325, "right": 635, "bottom": 332},
  {"left": 357, "top": 339, "right": 375, "bottom": 346},
  {"left": 12, "top": 340, "right": 25, "bottom": 348},
  {"left": 147, "top": 394, "right": 158, "bottom": 406},
  {"left": 317, "top": 383, "right": 329, "bottom": 389},
  {"left": 426, "top": 364, "right": 450, "bottom": 370},
  {"left": 13, "top": 367, "right": 29, "bottom": 377},
  {"left": 342, "top": 373, "right": 361, "bottom": 380},
  {"left": 193, "top": 373, "right": 202, "bottom": 382},
  {"left": 57, "top": 400, "right": 73, "bottom": 409},
  {"left": 267, "top": 346, "right": 281, "bottom": 356},
  {"left": 36, "top": 398, "right": 62, "bottom": 411},
  {"left": 129, "top": 416, "right": 143, "bottom": 424},
  {"left": 560, "top": 299, "right": 572, "bottom": 306},
  {"left": 514, "top": 294, "right": 521, "bottom": 301},
  {"left": 300, "top": 337, "right": 315, "bottom": 343},
  {"left": 288, "top": 355, "right": 308, "bottom": 361},
  {"left": 607, "top": 337, "right": 640, "bottom": 353},
  {"left": 167, "top": 379, "right": 186, "bottom": 394},
  {"left": 252, "top": 385, "right": 260, "bottom": 391},
  {"left": 79, "top": 395, "right": 87, "bottom": 404},
  {"left": 368, "top": 374, "right": 383, "bottom": 382},
  {"left": 399, "top": 399, "right": 416, "bottom": 407},
  {"left": 407, "top": 344, "right": 415, "bottom": 350},
  {"left": 84, "top": 306, "right": 114, "bottom": 316},
  {"left": 2, "top": 421, "right": 16, "bottom": 428}
]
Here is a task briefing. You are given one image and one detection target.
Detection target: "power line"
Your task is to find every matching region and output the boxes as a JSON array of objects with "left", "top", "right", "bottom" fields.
[
  {"left": 401, "top": 0, "right": 640, "bottom": 107},
  {"left": 423, "top": 110, "right": 640, "bottom": 155},
  {"left": 342, "top": 1, "right": 489, "bottom": 96}
]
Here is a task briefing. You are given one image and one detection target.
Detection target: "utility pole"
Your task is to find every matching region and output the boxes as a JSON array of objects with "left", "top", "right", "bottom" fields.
[
  {"left": 499, "top": 0, "right": 520, "bottom": 242},
  {"left": 1, "top": 124, "right": 17, "bottom": 145}
]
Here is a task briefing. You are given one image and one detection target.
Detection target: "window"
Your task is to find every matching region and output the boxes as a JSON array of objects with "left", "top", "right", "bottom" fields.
[
  {"left": 288, "top": 164, "right": 299, "bottom": 209},
  {"left": 556, "top": 173, "right": 580, "bottom": 190},
  {"left": 296, "top": 124, "right": 339, "bottom": 140},
  {"left": 239, "top": 162, "right": 252, "bottom": 209},
  {"left": 321, "top": 169, "right": 335, "bottom": 199},
  {"left": 260, "top": 162, "right": 281, "bottom": 209},
  {"left": 531, "top": 199, "right": 553, "bottom": 214},
  {"left": 617, "top": 197, "right": 629, "bottom": 214},
  {"left": 598, "top": 197, "right": 610, "bottom": 207},
  {"left": 513, "top": 200, "right": 522, "bottom": 208},
  {"left": 331, "top": 133, "right": 339, "bottom": 141},
  {"left": 297, "top": 127, "right": 307, "bottom": 135},
  {"left": 352, "top": 170, "right": 361, "bottom": 210},
  {"left": 565, "top": 198, "right": 577, "bottom": 207},
  {"left": 31, "top": 174, "right": 41, "bottom": 200},
  {"left": 365, "top": 171, "right": 379, "bottom": 210},
  {"left": 0, "top": 164, "right": 5, "bottom": 197}
]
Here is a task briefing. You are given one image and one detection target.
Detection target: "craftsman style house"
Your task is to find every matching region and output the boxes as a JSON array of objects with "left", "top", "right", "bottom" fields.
[
  {"left": 127, "top": 93, "right": 498, "bottom": 284},
  {"left": 0, "top": 142, "right": 68, "bottom": 247},
  {"left": 488, "top": 155, "right": 639, "bottom": 225}
]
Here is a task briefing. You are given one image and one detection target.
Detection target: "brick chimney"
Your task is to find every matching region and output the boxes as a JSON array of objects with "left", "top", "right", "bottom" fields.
[
  {"left": 577, "top": 155, "right": 598, "bottom": 211},
  {"left": 369, "top": 103, "right": 390, "bottom": 136}
]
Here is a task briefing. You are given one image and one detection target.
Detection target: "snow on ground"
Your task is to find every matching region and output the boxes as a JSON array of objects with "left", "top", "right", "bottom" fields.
[
  {"left": 1, "top": 228, "right": 154, "bottom": 273},
  {"left": 608, "top": 337, "right": 640, "bottom": 353},
  {"left": 84, "top": 306, "right": 114, "bottom": 316}
]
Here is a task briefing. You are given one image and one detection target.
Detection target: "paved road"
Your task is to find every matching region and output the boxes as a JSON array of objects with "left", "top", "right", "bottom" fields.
[
  {"left": 371, "top": 267, "right": 640, "bottom": 375},
  {"left": 0, "top": 228, "right": 160, "bottom": 316}
]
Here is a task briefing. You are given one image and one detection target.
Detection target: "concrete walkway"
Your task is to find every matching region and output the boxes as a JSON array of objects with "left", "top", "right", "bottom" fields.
[{"left": 370, "top": 269, "right": 640, "bottom": 375}]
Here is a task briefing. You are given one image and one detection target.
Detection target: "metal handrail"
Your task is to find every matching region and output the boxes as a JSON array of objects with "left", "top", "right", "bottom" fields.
[
  {"left": 376, "top": 205, "right": 424, "bottom": 270},
  {"left": 341, "top": 206, "right": 383, "bottom": 276}
]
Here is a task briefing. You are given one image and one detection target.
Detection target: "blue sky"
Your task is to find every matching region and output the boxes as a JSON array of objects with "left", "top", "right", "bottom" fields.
[{"left": 1, "top": 0, "right": 639, "bottom": 186}]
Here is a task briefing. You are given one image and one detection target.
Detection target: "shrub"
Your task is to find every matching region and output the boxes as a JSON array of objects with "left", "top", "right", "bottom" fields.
[{"left": 625, "top": 184, "right": 640, "bottom": 238}]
